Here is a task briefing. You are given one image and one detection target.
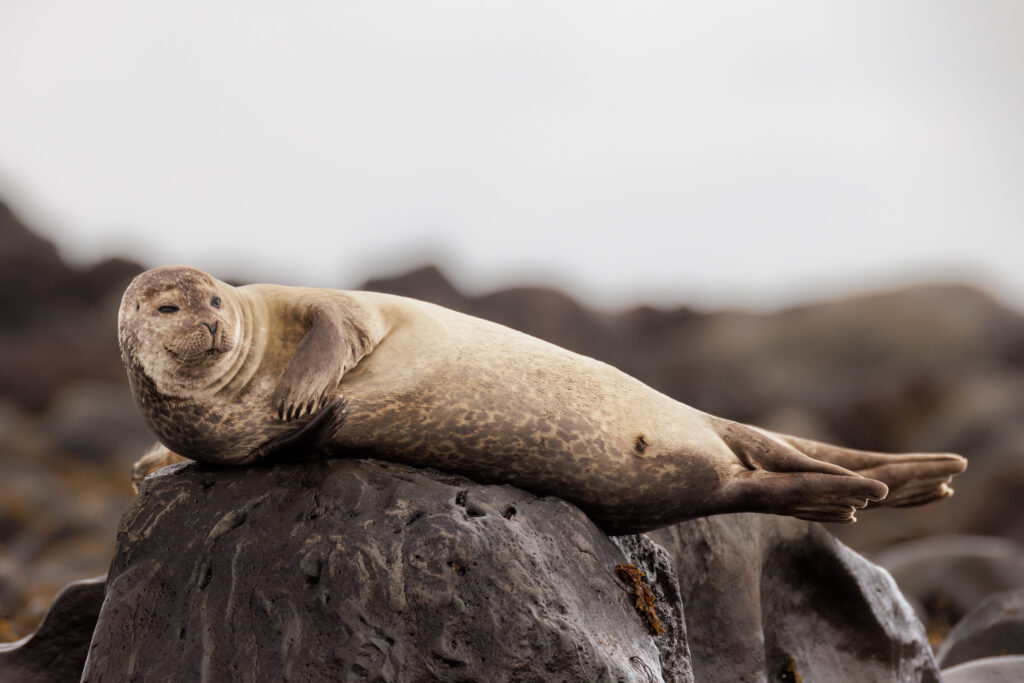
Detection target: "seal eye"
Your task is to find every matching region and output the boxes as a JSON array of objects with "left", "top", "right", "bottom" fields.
[
  {"left": 211, "top": 296, "right": 221, "bottom": 309},
  {"left": 158, "top": 305, "right": 180, "bottom": 314}
]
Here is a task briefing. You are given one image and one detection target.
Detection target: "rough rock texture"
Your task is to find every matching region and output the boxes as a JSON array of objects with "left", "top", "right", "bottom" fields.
[
  {"left": 937, "top": 589, "right": 1024, "bottom": 668},
  {"left": 610, "top": 535, "right": 690, "bottom": 679},
  {"left": 648, "top": 514, "right": 939, "bottom": 683},
  {"left": 942, "top": 655, "right": 1024, "bottom": 682},
  {"left": 82, "top": 459, "right": 693, "bottom": 682},
  {"left": 0, "top": 575, "right": 105, "bottom": 682}
]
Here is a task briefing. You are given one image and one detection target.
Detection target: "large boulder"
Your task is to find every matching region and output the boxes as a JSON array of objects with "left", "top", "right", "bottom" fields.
[
  {"left": 82, "top": 454, "right": 944, "bottom": 682},
  {"left": 82, "top": 459, "right": 693, "bottom": 682},
  {"left": 649, "top": 514, "right": 939, "bottom": 683}
]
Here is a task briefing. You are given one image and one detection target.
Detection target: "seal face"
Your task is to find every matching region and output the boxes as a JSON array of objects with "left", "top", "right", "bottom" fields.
[
  {"left": 120, "top": 266, "right": 967, "bottom": 534},
  {"left": 119, "top": 266, "right": 240, "bottom": 398}
]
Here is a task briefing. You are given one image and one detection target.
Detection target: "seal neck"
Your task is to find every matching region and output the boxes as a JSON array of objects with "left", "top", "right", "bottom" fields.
[
  {"left": 206, "top": 288, "right": 265, "bottom": 397},
  {"left": 219, "top": 289, "right": 267, "bottom": 396}
]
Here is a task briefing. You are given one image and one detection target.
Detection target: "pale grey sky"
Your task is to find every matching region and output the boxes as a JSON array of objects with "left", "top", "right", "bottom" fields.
[{"left": 1, "top": 1, "right": 1022, "bottom": 310}]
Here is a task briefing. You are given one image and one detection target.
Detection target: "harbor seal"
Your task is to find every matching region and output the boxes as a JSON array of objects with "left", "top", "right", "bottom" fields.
[{"left": 118, "top": 266, "right": 966, "bottom": 534}]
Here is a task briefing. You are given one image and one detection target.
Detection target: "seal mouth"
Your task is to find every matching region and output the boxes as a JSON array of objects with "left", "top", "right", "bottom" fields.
[{"left": 164, "top": 345, "right": 223, "bottom": 360}]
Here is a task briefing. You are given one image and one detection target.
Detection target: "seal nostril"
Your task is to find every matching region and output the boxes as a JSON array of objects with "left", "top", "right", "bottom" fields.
[{"left": 203, "top": 321, "right": 218, "bottom": 335}]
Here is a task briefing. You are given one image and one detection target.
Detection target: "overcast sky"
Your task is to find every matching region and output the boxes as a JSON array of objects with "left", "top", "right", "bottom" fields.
[{"left": 1, "top": 1, "right": 1022, "bottom": 310}]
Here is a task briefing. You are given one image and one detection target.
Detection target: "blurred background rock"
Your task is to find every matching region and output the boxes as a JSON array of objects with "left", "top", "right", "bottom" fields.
[{"left": 1, "top": 198, "right": 1022, "bottom": 645}]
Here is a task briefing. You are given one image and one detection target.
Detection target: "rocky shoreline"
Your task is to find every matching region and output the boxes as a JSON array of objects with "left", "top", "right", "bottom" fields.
[{"left": 2, "top": 196, "right": 1024, "bottom": 678}]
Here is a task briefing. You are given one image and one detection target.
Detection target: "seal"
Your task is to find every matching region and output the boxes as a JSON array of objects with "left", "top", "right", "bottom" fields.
[{"left": 118, "top": 266, "right": 966, "bottom": 534}]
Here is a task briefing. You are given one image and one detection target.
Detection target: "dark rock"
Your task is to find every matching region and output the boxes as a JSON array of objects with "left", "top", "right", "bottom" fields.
[
  {"left": 649, "top": 514, "right": 939, "bottom": 683},
  {"left": 937, "top": 589, "right": 1024, "bottom": 668},
  {"left": 0, "top": 201, "right": 74, "bottom": 328},
  {"left": 363, "top": 265, "right": 620, "bottom": 361},
  {"left": 0, "top": 575, "right": 106, "bottom": 683},
  {"left": 874, "top": 535, "right": 1024, "bottom": 632},
  {"left": 610, "top": 535, "right": 691, "bottom": 679},
  {"left": 363, "top": 265, "right": 468, "bottom": 312},
  {"left": 83, "top": 459, "right": 693, "bottom": 682},
  {"left": 0, "top": 200, "right": 142, "bottom": 410},
  {"left": 469, "top": 286, "right": 616, "bottom": 360},
  {"left": 73, "top": 257, "right": 142, "bottom": 305},
  {"left": 942, "top": 655, "right": 1024, "bottom": 683},
  {"left": 0, "top": 202, "right": 141, "bottom": 330}
]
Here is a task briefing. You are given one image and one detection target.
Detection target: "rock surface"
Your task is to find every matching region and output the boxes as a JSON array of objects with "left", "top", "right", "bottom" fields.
[
  {"left": 937, "top": 589, "right": 1024, "bottom": 668},
  {"left": 610, "top": 534, "right": 691, "bottom": 679},
  {"left": 83, "top": 459, "right": 693, "bottom": 682},
  {"left": 0, "top": 575, "right": 105, "bottom": 683},
  {"left": 942, "top": 655, "right": 1024, "bottom": 683},
  {"left": 875, "top": 534, "right": 1024, "bottom": 634},
  {"left": 649, "top": 514, "right": 940, "bottom": 683},
  {"left": 81, "top": 455, "right": 945, "bottom": 682}
]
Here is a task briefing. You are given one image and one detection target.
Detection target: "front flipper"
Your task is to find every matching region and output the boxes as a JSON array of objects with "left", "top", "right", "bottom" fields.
[
  {"left": 272, "top": 308, "right": 350, "bottom": 421},
  {"left": 716, "top": 422, "right": 889, "bottom": 523},
  {"left": 761, "top": 430, "right": 967, "bottom": 508},
  {"left": 253, "top": 397, "right": 350, "bottom": 462}
]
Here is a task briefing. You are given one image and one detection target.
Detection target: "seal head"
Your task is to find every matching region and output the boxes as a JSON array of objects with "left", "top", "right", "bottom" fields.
[{"left": 118, "top": 266, "right": 241, "bottom": 398}]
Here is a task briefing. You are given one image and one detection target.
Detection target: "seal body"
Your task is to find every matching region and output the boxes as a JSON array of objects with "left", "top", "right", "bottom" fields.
[{"left": 119, "top": 266, "right": 966, "bottom": 534}]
